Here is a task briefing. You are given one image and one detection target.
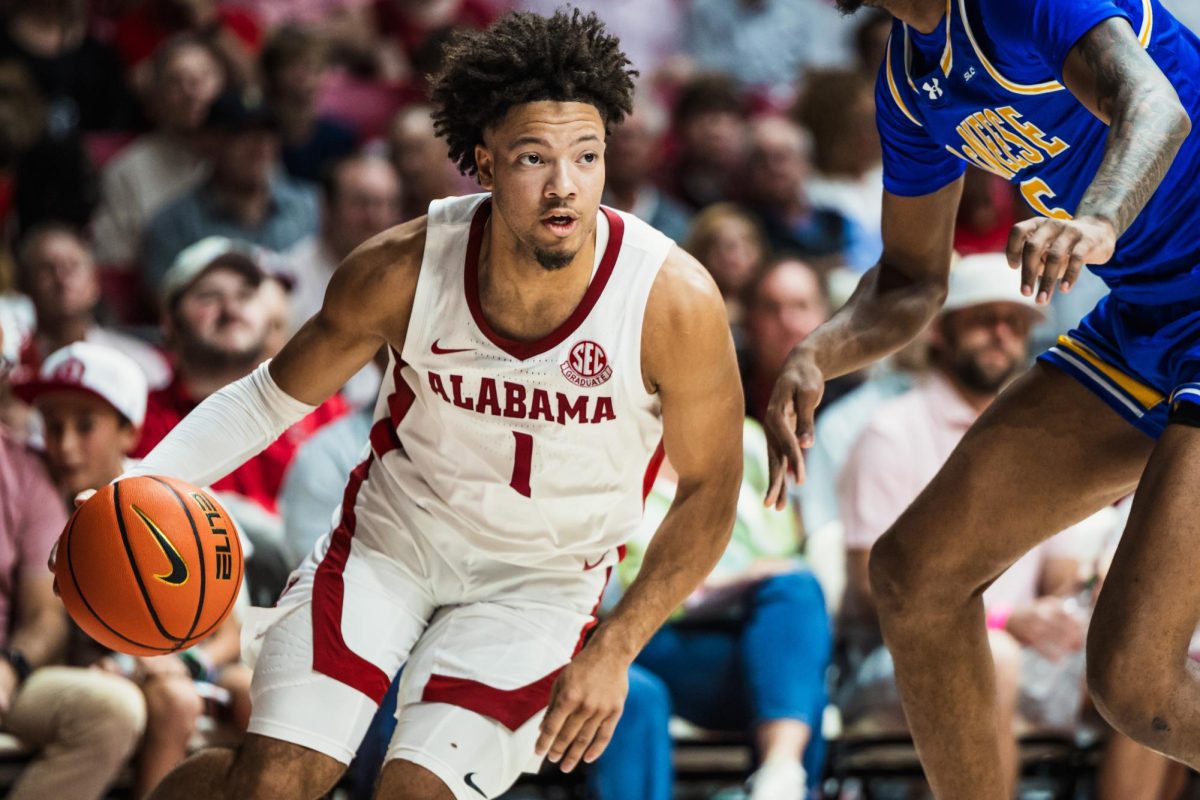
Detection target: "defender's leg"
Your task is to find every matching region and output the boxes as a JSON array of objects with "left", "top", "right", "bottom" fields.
[
  {"left": 1087, "top": 416, "right": 1200, "bottom": 765},
  {"left": 870, "top": 364, "right": 1153, "bottom": 799}
]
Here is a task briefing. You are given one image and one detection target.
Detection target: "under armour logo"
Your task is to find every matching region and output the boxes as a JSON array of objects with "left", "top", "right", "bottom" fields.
[{"left": 922, "top": 78, "right": 944, "bottom": 100}]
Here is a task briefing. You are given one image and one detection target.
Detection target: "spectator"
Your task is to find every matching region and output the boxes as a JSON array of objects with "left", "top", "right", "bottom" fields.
[
  {"left": 591, "top": 420, "right": 832, "bottom": 800},
  {"left": 113, "top": 0, "right": 262, "bottom": 89},
  {"left": 685, "top": 0, "right": 852, "bottom": 98},
  {"left": 223, "top": 0, "right": 376, "bottom": 54},
  {"left": 14, "top": 224, "right": 172, "bottom": 388},
  {"left": 285, "top": 154, "right": 400, "bottom": 326},
  {"left": 953, "top": 167, "right": 1022, "bottom": 256},
  {"left": 740, "top": 257, "right": 831, "bottom": 423},
  {"left": 135, "top": 236, "right": 348, "bottom": 516},
  {"left": 373, "top": 0, "right": 496, "bottom": 72},
  {"left": 261, "top": 25, "right": 359, "bottom": 184},
  {"left": 0, "top": 0, "right": 136, "bottom": 135},
  {"left": 16, "top": 341, "right": 251, "bottom": 799},
  {"left": 602, "top": 94, "right": 691, "bottom": 245},
  {"left": 92, "top": 34, "right": 228, "bottom": 268},
  {"left": 140, "top": 87, "right": 320, "bottom": 294},
  {"left": 836, "top": 256, "right": 1156, "bottom": 795},
  {"left": 515, "top": 0, "right": 683, "bottom": 77},
  {"left": 742, "top": 115, "right": 856, "bottom": 266},
  {"left": 0, "top": 61, "right": 46, "bottom": 233},
  {"left": 0, "top": 324, "right": 147, "bottom": 800},
  {"left": 387, "top": 104, "right": 465, "bottom": 221},
  {"left": 668, "top": 73, "right": 747, "bottom": 211},
  {"left": 684, "top": 203, "right": 767, "bottom": 329},
  {"left": 793, "top": 69, "right": 883, "bottom": 270}
]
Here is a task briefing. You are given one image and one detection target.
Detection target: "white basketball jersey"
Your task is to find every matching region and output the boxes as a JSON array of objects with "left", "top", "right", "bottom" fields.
[{"left": 364, "top": 193, "right": 673, "bottom": 571}]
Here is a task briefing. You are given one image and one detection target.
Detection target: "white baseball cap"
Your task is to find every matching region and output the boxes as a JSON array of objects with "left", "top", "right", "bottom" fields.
[
  {"left": 14, "top": 342, "right": 148, "bottom": 427},
  {"left": 159, "top": 236, "right": 266, "bottom": 309},
  {"left": 942, "top": 252, "right": 1046, "bottom": 320}
]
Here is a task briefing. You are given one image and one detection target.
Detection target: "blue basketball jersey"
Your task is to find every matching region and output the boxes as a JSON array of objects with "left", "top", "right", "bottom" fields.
[{"left": 875, "top": 0, "right": 1200, "bottom": 303}]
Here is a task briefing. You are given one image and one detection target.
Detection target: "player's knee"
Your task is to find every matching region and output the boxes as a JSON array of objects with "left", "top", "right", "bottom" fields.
[
  {"left": 868, "top": 532, "right": 941, "bottom": 618},
  {"left": 1086, "top": 639, "right": 1178, "bottom": 747}
]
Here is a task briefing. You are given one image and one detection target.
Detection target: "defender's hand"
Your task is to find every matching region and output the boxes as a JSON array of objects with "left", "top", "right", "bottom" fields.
[
  {"left": 1006, "top": 215, "right": 1116, "bottom": 304},
  {"left": 763, "top": 351, "right": 825, "bottom": 510},
  {"left": 535, "top": 646, "right": 629, "bottom": 773}
]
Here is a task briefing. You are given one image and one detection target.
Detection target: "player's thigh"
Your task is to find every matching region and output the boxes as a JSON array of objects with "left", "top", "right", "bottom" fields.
[
  {"left": 375, "top": 759, "right": 456, "bottom": 800},
  {"left": 383, "top": 586, "right": 601, "bottom": 800},
  {"left": 874, "top": 363, "right": 1152, "bottom": 594},
  {"left": 1089, "top": 422, "right": 1200, "bottom": 680},
  {"left": 226, "top": 734, "right": 347, "bottom": 798}
]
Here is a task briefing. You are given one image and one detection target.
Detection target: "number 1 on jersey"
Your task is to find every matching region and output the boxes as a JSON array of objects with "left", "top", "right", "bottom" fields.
[{"left": 510, "top": 431, "right": 533, "bottom": 497}]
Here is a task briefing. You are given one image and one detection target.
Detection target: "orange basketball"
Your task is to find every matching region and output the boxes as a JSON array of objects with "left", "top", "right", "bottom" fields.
[{"left": 55, "top": 476, "right": 244, "bottom": 657}]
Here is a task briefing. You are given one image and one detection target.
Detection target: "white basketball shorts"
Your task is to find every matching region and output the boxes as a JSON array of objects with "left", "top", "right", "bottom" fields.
[{"left": 242, "top": 454, "right": 613, "bottom": 800}]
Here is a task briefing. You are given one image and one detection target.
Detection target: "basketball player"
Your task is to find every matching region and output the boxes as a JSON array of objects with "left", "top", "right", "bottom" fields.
[
  {"left": 105, "top": 11, "right": 743, "bottom": 800},
  {"left": 764, "top": 0, "right": 1200, "bottom": 797}
]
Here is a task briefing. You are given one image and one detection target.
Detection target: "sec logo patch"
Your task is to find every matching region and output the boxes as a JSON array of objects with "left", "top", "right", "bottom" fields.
[{"left": 561, "top": 340, "right": 612, "bottom": 388}]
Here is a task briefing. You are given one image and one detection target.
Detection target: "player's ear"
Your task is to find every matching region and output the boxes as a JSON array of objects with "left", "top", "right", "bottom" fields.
[{"left": 475, "top": 144, "right": 495, "bottom": 190}]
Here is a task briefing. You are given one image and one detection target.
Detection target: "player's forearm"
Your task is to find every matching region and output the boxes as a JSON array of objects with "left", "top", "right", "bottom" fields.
[
  {"left": 1073, "top": 27, "right": 1192, "bottom": 236},
  {"left": 587, "top": 482, "right": 738, "bottom": 663},
  {"left": 798, "top": 263, "right": 946, "bottom": 381}
]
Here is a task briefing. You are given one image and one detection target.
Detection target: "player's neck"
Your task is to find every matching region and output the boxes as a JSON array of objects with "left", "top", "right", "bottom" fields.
[
  {"left": 477, "top": 216, "right": 598, "bottom": 343},
  {"left": 886, "top": 0, "right": 945, "bottom": 34}
]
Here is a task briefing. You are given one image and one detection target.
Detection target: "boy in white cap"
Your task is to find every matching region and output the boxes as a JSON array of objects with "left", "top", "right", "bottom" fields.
[{"left": 15, "top": 343, "right": 252, "bottom": 799}]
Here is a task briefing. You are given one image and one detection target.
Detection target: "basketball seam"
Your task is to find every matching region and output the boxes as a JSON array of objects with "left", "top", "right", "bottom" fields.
[
  {"left": 151, "top": 477, "right": 207, "bottom": 645},
  {"left": 113, "top": 481, "right": 188, "bottom": 649},
  {"left": 179, "top": 489, "right": 242, "bottom": 641},
  {"left": 66, "top": 500, "right": 178, "bottom": 653}
]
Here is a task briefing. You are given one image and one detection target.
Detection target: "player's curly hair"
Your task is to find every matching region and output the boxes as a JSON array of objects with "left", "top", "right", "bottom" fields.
[{"left": 429, "top": 9, "right": 637, "bottom": 177}]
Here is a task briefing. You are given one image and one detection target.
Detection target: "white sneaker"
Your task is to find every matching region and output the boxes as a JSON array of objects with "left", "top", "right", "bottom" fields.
[{"left": 746, "top": 759, "right": 807, "bottom": 800}]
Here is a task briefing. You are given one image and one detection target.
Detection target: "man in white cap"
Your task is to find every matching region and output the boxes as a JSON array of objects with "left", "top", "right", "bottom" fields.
[{"left": 834, "top": 253, "right": 1156, "bottom": 795}]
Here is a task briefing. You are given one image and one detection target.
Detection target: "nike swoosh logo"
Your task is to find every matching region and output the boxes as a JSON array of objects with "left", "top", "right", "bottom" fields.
[
  {"left": 583, "top": 555, "right": 605, "bottom": 571},
  {"left": 463, "top": 772, "right": 488, "bottom": 798},
  {"left": 432, "top": 339, "right": 474, "bottom": 355},
  {"left": 132, "top": 505, "right": 188, "bottom": 586}
]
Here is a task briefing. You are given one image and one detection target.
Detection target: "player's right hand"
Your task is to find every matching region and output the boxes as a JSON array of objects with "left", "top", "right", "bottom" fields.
[
  {"left": 763, "top": 350, "right": 825, "bottom": 510},
  {"left": 1005, "top": 214, "right": 1117, "bottom": 304}
]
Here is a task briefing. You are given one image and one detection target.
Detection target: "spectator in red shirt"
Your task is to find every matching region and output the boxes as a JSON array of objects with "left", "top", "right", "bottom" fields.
[
  {"left": 134, "top": 235, "right": 348, "bottom": 516},
  {"left": 113, "top": 0, "right": 263, "bottom": 88}
]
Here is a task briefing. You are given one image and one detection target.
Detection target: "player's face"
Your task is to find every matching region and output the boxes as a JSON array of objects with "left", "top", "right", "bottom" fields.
[
  {"left": 475, "top": 101, "right": 606, "bottom": 271},
  {"left": 40, "top": 394, "right": 136, "bottom": 496},
  {"left": 940, "top": 302, "right": 1033, "bottom": 394}
]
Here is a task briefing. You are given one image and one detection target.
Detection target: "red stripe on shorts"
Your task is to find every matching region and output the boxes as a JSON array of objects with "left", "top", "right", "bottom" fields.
[
  {"left": 421, "top": 567, "right": 614, "bottom": 731},
  {"left": 311, "top": 455, "right": 392, "bottom": 703}
]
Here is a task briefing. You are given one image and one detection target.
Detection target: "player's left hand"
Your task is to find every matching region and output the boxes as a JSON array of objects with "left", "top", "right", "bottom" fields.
[
  {"left": 535, "top": 646, "right": 629, "bottom": 773},
  {"left": 1005, "top": 215, "right": 1116, "bottom": 304}
]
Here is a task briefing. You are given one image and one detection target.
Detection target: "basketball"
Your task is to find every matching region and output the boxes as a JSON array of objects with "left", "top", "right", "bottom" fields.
[{"left": 55, "top": 476, "right": 244, "bottom": 657}]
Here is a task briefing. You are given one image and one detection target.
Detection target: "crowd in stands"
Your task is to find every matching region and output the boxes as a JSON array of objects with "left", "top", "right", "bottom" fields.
[{"left": 0, "top": 0, "right": 1197, "bottom": 798}]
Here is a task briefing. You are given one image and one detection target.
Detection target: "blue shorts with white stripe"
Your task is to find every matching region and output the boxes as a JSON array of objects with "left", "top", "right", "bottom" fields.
[{"left": 1038, "top": 292, "right": 1200, "bottom": 439}]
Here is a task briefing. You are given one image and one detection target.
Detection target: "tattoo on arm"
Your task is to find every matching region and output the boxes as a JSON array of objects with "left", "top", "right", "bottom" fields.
[{"left": 1073, "top": 21, "right": 1192, "bottom": 236}]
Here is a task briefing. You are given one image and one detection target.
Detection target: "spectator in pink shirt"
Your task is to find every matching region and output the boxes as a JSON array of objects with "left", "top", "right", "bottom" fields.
[{"left": 0, "top": 322, "right": 146, "bottom": 800}]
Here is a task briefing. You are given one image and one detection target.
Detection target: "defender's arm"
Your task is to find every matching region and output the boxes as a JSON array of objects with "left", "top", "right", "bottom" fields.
[
  {"left": 1009, "top": 18, "right": 1192, "bottom": 301},
  {"left": 535, "top": 247, "right": 744, "bottom": 773},
  {"left": 763, "top": 178, "right": 962, "bottom": 507}
]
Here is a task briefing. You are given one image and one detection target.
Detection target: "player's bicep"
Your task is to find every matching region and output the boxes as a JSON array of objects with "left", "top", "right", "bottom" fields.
[
  {"left": 270, "top": 223, "right": 424, "bottom": 405},
  {"left": 1062, "top": 16, "right": 1174, "bottom": 124},
  {"left": 644, "top": 251, "right": 743, "bottom": 498}
]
